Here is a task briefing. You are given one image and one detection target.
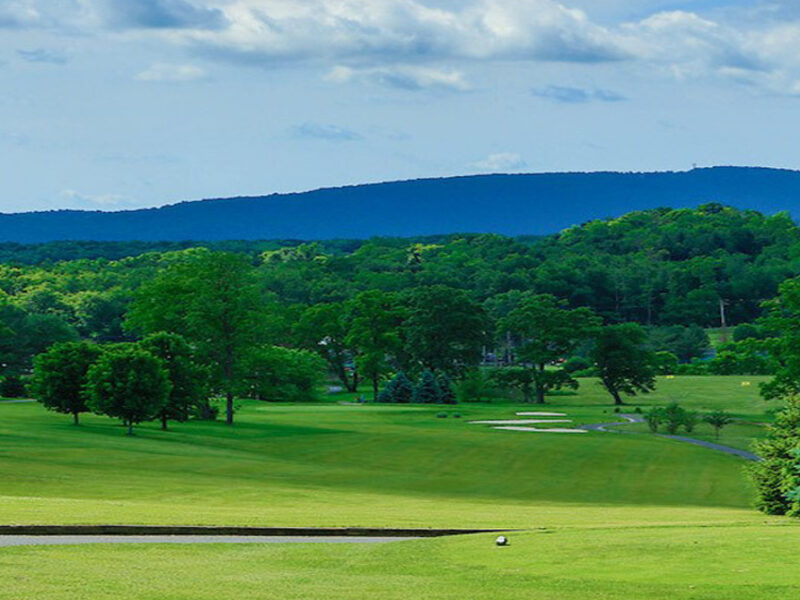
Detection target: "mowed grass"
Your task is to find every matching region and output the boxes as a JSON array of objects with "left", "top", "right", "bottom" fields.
[
  {"left": 3, "top": 525, "right": 800, "bottom": 600},
  {"left": 2, "top": 375, "right": 797, "bottom": 599},
  {"left": 0, "top": 376, "right": 772, "bottom": 528}
]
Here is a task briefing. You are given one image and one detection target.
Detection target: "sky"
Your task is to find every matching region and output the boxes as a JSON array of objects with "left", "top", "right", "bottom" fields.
[{"left": 2, "top": 0, "right": 800, "bottom": 212}]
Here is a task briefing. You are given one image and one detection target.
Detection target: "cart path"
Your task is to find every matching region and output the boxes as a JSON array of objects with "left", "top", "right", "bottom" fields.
[
  {"left": 581, "top": 414, "right": 760, "bottom": 461},
  {"left": 0, "top": 535, "right": 418, "bottom": 547}
]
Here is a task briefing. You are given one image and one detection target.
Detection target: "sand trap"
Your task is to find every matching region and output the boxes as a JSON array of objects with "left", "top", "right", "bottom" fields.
[
  {"left": 516, "top": 412, "right": 567, "bottom": 417},
  {"left": 493, "top": 426, "right": 587, "bottom": 434},
  {"left": 469, "top": 419, "right": 572, "bottom": 425}
]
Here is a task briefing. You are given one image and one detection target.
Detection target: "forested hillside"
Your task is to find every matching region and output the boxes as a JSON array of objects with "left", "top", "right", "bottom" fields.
[
  {"left": 0, "top": 204, "right": 794, "bottom": 380},
  {"left": 2, "top": 167, "right": 800, "bottom": 242}
]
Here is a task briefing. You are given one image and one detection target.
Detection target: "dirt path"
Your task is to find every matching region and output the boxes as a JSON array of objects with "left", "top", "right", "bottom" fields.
[{"left": 581, "top": 414, "right": 760, "bottom": 461}]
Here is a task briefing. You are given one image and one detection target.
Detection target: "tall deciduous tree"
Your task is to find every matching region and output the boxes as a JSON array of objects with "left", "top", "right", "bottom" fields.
[
  {"left": 499, "top": 294, "right": 600, "bottom": 404},
  {"left": 139, "top": 332, "right": 209, "bottom": 428},
  {"left": 86, "top": 346, "right": 171, "bottom": 435},
  {"left": 345, "top": 290, "right": 405, "bottom": 399},
  {"left": 126, "top": 251, "right": 266, "bottom": 425},
  {"left": 591, "top": 323, "right": 657, "bottom": 405},
  {"left": 31, "top": 341, "right": 103, "bottom": 424},
  {"left": 294, "top": 302, "right": 357, "bottom": 392},
  {"left": 402, "top": 285, "right": 489, "bottom": 376}
]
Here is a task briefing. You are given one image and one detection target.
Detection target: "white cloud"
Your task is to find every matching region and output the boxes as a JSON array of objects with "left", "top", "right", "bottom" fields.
[
  {"left": 136, "top": 62, "right": 207, "bottom": 82},
  {"left": 179, "top": 0, "right": 626, "bottom": 65},
  {"left": 473, "top": 152, "right": 527, "bottom": 172},
  {"left": 327, "top": 65, "right": 470, "bottom": 91},
  {"left": 13, "top": 1, "right": 800, "bottom": 95}
]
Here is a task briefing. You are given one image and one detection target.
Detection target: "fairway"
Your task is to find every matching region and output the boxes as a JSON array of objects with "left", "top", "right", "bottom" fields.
[
  {"left": 0, "top": 376, "right": 769, "bottom": 528},
  {"left": 2, "top": 375, "right": 797, "bottom": 599}
]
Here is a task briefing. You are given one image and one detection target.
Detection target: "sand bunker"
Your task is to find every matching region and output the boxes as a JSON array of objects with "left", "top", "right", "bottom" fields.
[
  {"left": 515, "top": 412, "right": 567, "bottom": 417},
  {"left": 493, "top": 426, "right": 587, "bottom": 434},
  {"left": 469, "top": 419, "right": 572, "bottom": 425}
]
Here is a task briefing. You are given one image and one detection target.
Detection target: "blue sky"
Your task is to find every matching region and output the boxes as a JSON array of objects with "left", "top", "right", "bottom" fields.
[{"left": 2, "top": 0, "right": 800, "bottom": 212}]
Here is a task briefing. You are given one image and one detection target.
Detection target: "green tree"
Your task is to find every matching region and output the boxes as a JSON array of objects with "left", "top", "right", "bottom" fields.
[
  {"left": 294, "top": 302, "right": 357, "bottom": 392},
  {"left": 591, "top": 323, "right": 657, "bottom": 405},
  {"left": 86, "top": 346, "right": 171, "bottom": 435},
  {"left": 758, "top": 278, "right": 800, "bottom": 401},
  {"left": 126, "top": 251, "right": 267, "bottom": 425},
  {"left": 345, "top": 290, "right": 404, "bottom": 400},
  {"left": 31, "top": 341, "right": 103, "bottom": 425},
  {"left": 413, "top": 370, "right": 441, "bottom": 404},
  {"left": 436, "top": 372, "right": 456, "bottom": 405},
  {"left": 0, "top": 302, "right": 78, "bottom": 377},
  {"left": 139, "top": 332, "right": 209, "bottom": 428},
  {"left": 378, "top": 372, "right": 414, "bottom": 404},
  {"left": 499, "top": 294, "right": 600, "bottom": 404},
  {"left": 402, "top": 286, "right": 489, "bottom": 376},
  {"left": 489, "top": 367, "right": 537, "bottom": 403},
  {"left": 749, "top": 396, "right": 800, "bottom": 516},
  {"left": 704, "top": 410, "right": 733, "bottom": 440},
  {"left": 238, "top": 345, "right": 325, "bottom": 402}
]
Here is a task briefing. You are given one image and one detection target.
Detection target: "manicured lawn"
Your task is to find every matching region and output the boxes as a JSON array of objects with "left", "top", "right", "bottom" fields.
[
  {"left": 2, "top": 524, "right": 800, "bottom": 599},
  {"left": 0, "top": 377, "right": 768, "bottom": 528},
  {"left": 1, "top": 375, "right": 793, "bottom": 599}
]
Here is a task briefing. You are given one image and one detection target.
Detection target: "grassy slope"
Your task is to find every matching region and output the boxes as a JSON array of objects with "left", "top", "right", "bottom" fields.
[
  {"left": 2, "top": 375, "right": 797, "bottom": 599},
  {"left": 0, "top": 376, "right": 770, "bottom": 528}
]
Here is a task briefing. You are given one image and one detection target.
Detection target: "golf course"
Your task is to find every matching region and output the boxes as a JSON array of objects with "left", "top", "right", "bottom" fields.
[{"left": 2, "top": 375, "right": 798, "bottom": 599}]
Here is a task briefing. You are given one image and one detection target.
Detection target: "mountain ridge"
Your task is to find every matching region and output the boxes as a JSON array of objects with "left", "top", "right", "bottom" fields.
[{"left": 2, "top": 166, "right": 798, "bottom": 242}]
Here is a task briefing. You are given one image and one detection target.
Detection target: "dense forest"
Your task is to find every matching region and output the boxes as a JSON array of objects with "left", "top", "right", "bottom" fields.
[
  {"left": 0, "top": 203, "right": 790, "bottom": 400},
  {"left": 0, "top": 203, "right": 794, "bottom": 328}
]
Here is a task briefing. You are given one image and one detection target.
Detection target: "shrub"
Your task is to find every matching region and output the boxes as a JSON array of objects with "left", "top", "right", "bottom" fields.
[
  {"left": 645, "top": 408, "right": 663, "bottom": 433},
  {"left": 436, "top": 412, "right": 448, "bottom": 419},
  {"left": 663, "top": 402, "right": 687, "bottom": 435},
  {"left": 683, "top": 410, "right": 698, "bottom": 433},
  {"left": 0, "top": 376, "right": 27, "bottom": 399},
  {"left": 563, "top": 356, "right": 592, "bottom": 374},
  {"left": 456, "top": 369, "right": 489, "bottom": 403}
]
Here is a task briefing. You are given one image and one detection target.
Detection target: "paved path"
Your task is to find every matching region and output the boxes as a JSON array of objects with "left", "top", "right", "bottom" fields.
[
  {"left": 0, "top": 535, "right": 417, "bottom": 547},
  {"left": 658, "top": 435, "right": 760, "bottom": 461},
  {"left": 581, "top": 414, "right": 760, "bottom": 461},
  {"left": 0, "top": 399, "right": 35, "bottom": 404},
  {"left": 580, "top": 414, "right": 642, "bottom": 432}
]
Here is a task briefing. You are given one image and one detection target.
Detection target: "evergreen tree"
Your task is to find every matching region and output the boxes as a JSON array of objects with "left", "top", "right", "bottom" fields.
[
  {"left": 389, "top": 371, "right": 414, "bottom": 404},
  {"left": 413, "top": 370, "right": 441, "bottom": 404},
  {"left": 436, "top": 372, "right": 456, "bottom": 404},
  {"left": 749, "top": 396, "right": 800, "bottom": 516}
]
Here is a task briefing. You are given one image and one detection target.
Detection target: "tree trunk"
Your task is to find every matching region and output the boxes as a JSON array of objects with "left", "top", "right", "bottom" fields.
[
  {"left": 226, "top": 390, "right": 234, "bottom": 425},
  {"left": 535, "top": 386, "right": 545, "bottom": 404},
  {"left": 127, "top": 422, "right": 134, "bottom": 436},
  {"left": 372, "top": 377, "right": 379, "bottom": 401},
  {"left": 161, "top": 414, "right": 169, "bottom": 430},
  {"left": 73, "top": 412, "right": 79, "bottom": 426},
  {"left": 611, "top": 389, "right": 625, "bottom": 406},
  {"left": 535, "top": 363, "right": 546, "bottom": 404}
]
